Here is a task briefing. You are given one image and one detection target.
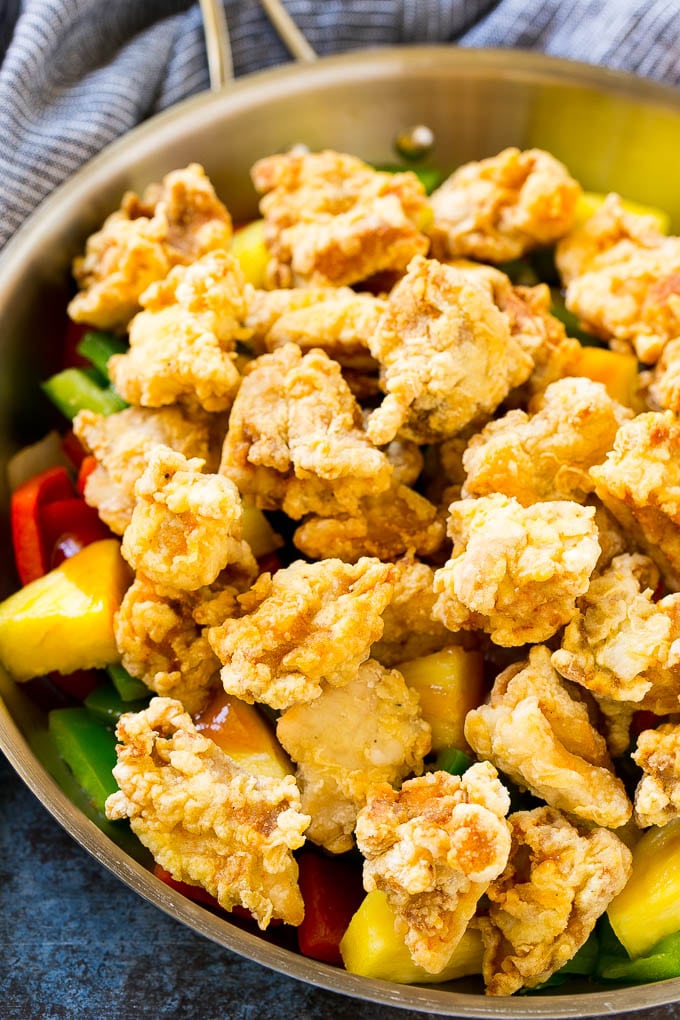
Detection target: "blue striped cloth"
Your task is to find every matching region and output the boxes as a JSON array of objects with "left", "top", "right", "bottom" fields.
[{"left": 1, "top": 0, "right": 679, "bottom": 250}]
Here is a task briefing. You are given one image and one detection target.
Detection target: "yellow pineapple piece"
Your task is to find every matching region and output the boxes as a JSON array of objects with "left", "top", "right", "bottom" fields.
[
  {"left": 575, "top": 191, "right": 670, "bottom": 234},
  {"left": 0, "top": 539, "right": 131, "bottom": 682},
  {"left": 397, "top": 646, "right": 485, "bottom": 752},
  {"left": 229, "top": 219, "right": 269, "bottom": 288},
  {"left": 194, "top": 688, "right": 292, "bottom": 780},
  {"left": 240, "top": 501, "right": 283, "bottom": 560},
  {"left": 570, "top": 346, "right": 642, "bottom": 410},
  {"left": 340, "top": 889, "right": 483, "bottom": 983}
]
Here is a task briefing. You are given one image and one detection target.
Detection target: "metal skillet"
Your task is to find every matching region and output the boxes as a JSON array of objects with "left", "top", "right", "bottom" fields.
[{"left": 2, "top": 3, "right": 680, "bottom": 1015}]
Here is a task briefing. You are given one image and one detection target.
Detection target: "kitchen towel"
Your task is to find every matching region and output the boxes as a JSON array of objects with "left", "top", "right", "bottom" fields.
[{"left": 1, "top": 0, "right": 679, "bottom": 249}]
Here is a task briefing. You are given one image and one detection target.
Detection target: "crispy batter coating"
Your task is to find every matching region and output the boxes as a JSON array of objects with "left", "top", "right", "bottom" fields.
[
  {"left": 105, "top": 698, "right": 309, "bottom": 926},
  {"left": 366, "top": 256, "right": 533, "bottom": 445},
  {"left": 355, "top": 764, "right": 511, "bottom": 973},
  {"left": 122, "top": 445, "right": 255, "bottom": 595},
  {"left": 479, "top": 806, "right": 632, "bottom": 996},
  {"left": 251, "top": 149, "right": 430, "bottom": 288},
  {"left": 648, "top": 337, "right": 680, "bottom": 412},
  {"left": 633, "top": 723, "right": 680, "bottom": 827},
  {"left": 371, "top": 556, "right": 452, "bottom": 667},
  {"left": 462, "top": 377, "right": 631, "bottom": 505},
  {"left": 428, "top": 147, "right": 580, "bottom": 263},
  {"left": 590, "top": 411, "right": 680, "bottom": 589},
  {"left": 292, "top": 482, "right": 445, "bottom": 563},
  {"left": 114, "top": 576, "right": 224, "bottom": 715},
  {"left": 73, "top": 406, "right": 213, "bottom": 535},
  {"left": 246, "top": 285, "right": 383, "bottom": 369},
  {"left": 432, "top": 495, "right": 600, "bottom": 647},
  {"left": 589, "top": 496, "right": 631, "bottom": 571},
  {"left": 208, "top": 557, "right": 394, "bottom": 711},
  {"left": 108, "top": 251, "right": 249, "bottom": 412},
  {"left": 219, "top": 343, "right": 393, "bottom": 519},
  {"left": 69, "top": 164, "right": 232, "bottom": 330},
  {"left": 276, "top": 659, "right": 431, "bottom": 854},
  {"left": 464, "top": 645, "right": 632, "bottom": 828},
  {"left": 552, "top": 553, "right": 680, "bottom": 712}
]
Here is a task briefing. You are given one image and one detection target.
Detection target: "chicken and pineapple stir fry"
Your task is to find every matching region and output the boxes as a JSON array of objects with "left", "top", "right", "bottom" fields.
[{"left": 13, "top": 144, "right": 680, "bottom": 997}]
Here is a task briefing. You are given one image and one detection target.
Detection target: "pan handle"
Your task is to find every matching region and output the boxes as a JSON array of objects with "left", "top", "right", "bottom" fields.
[{"left": 199, "top": 0, "right": 318, "bottom": 92}]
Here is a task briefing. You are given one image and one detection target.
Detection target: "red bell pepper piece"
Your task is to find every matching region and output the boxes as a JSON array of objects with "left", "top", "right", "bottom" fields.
[
  {"left": 257, "top": 552, "right": 282, "bottom": 576},
  {"left": 11, "top": 466, "right": 75, "bottom": 584},
  {"left": 152, "top": 864, "right": 269, "bottom": 923},
  {"left": 50, "top": 669, "right": 102, "bottom": 700},
  {"left": 61, "top": 429, "right": 87, "bottom": 470},
  {"left": 631, "top": 710, "right": 663, "bottom": 741},
  {"left": 296, "top": 851, "right": 365, "bottom": 965},
  {"left": 39, "top": 498, "right": 111, "bottom": 568}
]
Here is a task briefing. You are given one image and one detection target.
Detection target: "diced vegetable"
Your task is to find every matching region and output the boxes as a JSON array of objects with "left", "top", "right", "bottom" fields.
[
  {"left": 0, "top": 539, "right": 131, "bottom": 682},
  {"left": 608, "top": 818, "right": 680, "bottom": 958},
  {"left": 229, "top": 220, "right": 269, "bottom": 288},
  {"left": 42, "top": 367, "right": 127, "bottom": 419},
  {"left": 10, "top": 465, "right": 75, "bottom": 584},
  {"left": 375, "top": 164, "right": 444, "bottom": 195},
  {"left": 194, "top": 688, "right": 292, "bottom": 779},
  {"left": 240, "top": 502, "right": 284, "bottom": 559},
  {"left": 85, "top": 681, "right": 148, "bottom": 724},
  {"left": 76, "top": 330, "right": 128, "bottom": 382},
  {"left": 599, "top": 927, "right": 680, "bottom": 984},
  {"left": 7, "top": 431, "right": 71, "bottom": 493},
  {"left": 52, "top": 668, "right": 102, "bottom": 701},
  {"left": 153, "top": 863, "right": 223, "bottom": 909},
  {"left": 40, "top": 497, "right": 112, "bottom": 567},
  {"left": 296, "top": 852, "right": 365, "bottom": 965},
  {"left": 575, "top": 191, "right": 670, "bottom": 233},
  {"left": 498, "top": 257, "right": 541, "bottom": 286},
  {"left": 49, "top": 706, "right": 118, "bottom": 813},
  {"left": 397, "top": 646, "right": 485, "bottom": 752},
  {"left": 107, "top": 663, "right": 150, "bottom": 702},
  {"left": 550, "top": 288, "right": 603, "bottom": 346},
  {"left": 569, "top": 344, "right": 641, "bottom": 409},
  {"left": 340, "top": 889, "right": 483, "bottom": 983},
  {"left": 435, "top": 747, "right": 474, "bottom": 776}
]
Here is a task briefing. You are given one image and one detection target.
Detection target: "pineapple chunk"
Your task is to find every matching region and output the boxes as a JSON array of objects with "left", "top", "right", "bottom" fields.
[
  {"left": 0, "top": 539, "right": 130, "bottom": 682},
  {"left": 194, "top": 688, "right": 292, "bottom": 780},
  {"left": 229, "top": 219, "right": 269, "bottom": 288},
  {"left": 340, "top": 889, "right": 483, "bottom": 983},
  {"left": 241, "top": 501, "right": 283, "bottom": 560},
  {"left": 575, "top": 191, "right": 670, "bottom": 234},
  {"left": 397, "top": 646, "right": 485, "bottom": 753},
  {"left": 569, "top": 346, "right": 642, "bottom": 411},
  {"left": 608, "top": 817, "right": 680, "bottom": 958}
]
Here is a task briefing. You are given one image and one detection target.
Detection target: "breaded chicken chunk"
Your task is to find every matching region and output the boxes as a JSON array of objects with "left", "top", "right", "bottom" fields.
[
  {"left": 219, "top": 343, "right": 393, "bottom": 519},
  {"left": 108, "top": 251, "right": 249, "bottom": 413},
  {"left": 105, "top": 698, "right": 309, "bottom": 927},
  {"left": 552, "top": 553, "right": 680, "bottom": 712},
  {"left": 479, "top": 806, "right": 632, "bottom": 996},
  {"left": 292, "top": 482, "right": 445, "bottom": 563},
  {"left": 633, "top": 723, "right": 680, "bottom": 827},
  {"left": 122, "top": 445, "right": 255, "bottom": 595},
  {"left": 590, "top": 411, "right": 680, "bottom": 589},
  {"left": 648, "top": 337, "right": 680, "bottom": 412},
  {"left": 366, "top": 256, "right": 533, "bottom": 445},
  {"left": 355, "top": 763, "right": 511, "bottom": 973},
  {"left": 73, "top": 405, "right": 213, "bottom": 535},
  {"left": 428, "top": 147, "right": 580, "bottom": 264},
  {"left": 464, "top": 645, "right": 632, "bottom": 828},
  {"left": 69, "top": 164, "right": 232, "bottom": 330},
  {"left": 589, "top": 496, "right": 631, "bottom": 571},
  {"left": 433, "top": 495, "right": 600, "bottom": 647},
  {"left": 208, "top": 557, "right": 394, "bottom": 711},
  {"left": 276, "top": 659, "right": 431, "bottom": 854},
  {"left": 371, "top": 556, "right": 452, "bottom": 667},
  {"left": 462, "top": 377, "right": 631, "bottom": 505},
  {"left": 246, "top": 286, "right": 384, "bottom": 369},
  {"left": 251, "top": 149, "right": 430, "bottom": 288}
]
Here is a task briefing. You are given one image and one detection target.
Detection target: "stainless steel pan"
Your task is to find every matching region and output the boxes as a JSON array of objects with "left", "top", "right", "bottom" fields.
[{"left": 2, "top": 36, "right": 680, "bottom": 1018}]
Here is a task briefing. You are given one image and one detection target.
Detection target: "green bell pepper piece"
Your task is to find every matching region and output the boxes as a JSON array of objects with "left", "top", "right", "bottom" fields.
[
  {"left": 435, "top": 747, "right": 474, "bottom": 776},
  {"left": 42, "top": 368, "right": 128, "bottom": 419},
  {"left": 107, "top": 663, "right": 150, "bottom": 702},
  {"left": 76, "top": 331, "right": 129, "bottom": 383},
  {"left": 549, "top": 289, "right": 603, "bottom": 346},
  {"left": 48, "top": 706, "right": 118, "bottom": 813},
  {"left": 85, "top": 681, "right": 148, "bottom": 724},
  {"left": 597, "top": 916, "right": 680, "bottom": 983}
]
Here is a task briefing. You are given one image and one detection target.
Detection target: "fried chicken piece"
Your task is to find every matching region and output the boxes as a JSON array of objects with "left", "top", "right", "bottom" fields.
[
  {"left": 633, "top": 722, "right": 680, "bottom": 827},
  {"left": 208, "top": 557, "right": 394, "bottom": 711},
  {"left": 595, "top": 697, "right": 638, "bottom": 758},
  {"left": 428, "top": 147, "right": 580, "bottom": 264},
  {"left": 479, "top": 806, "right": 632, "bottom": 996},
  {"left": 108, "top": 251, "right": 249, "bottom": 413},
  {"left": 251, "top": 149, "right": 430, "bottom": 288},
  {"left": 292, "top": 482, "right": 445, "bottom": 563},
  {"left": 355, "top": 763, "right": 511, "bottom": 973},
  {"left": 105, "top": 697, "right": 309, "bottom": 926},
  {"left": 73, "top": 405, "right": 214, "bottom": 535},
  {"left": 122, "top": 445, "right": 255, "bottom": 595},
  {"left": 590, "top": 411, "right": 680, "bottom": 589},
  {"left": 589, "top": 496, "right": 631, "bottom": 571},
  {"left": 371, "top": 557, "right": 452, "bottom": 667},
  {"left": 552, "top": 553, "right": 680, "bottom": 713},
  {"left": 433, "top": 495, "right": 600, "bottom": 647},
  {"left": 366, "top": 256, "right": 533, "bottom": 445},
  {"left": 246, "top": 285, "right": 384, "bottom": 370},
  {"left": 462, "top": 377, "right": 631, "bottom": 505},
  {"left": 220, "top": 343, "right": 392, "bottom": 519},
  {"left": 464, "top": 645, "right": 632, "bottom": 828},
  {"left": 648, "top": 336, "right": 680, "bottom": 412},
  {"left": 384, "top": 439, "right": 424, "bottom": 487},
  {"left": 114, "top": 576, "right": 226, "bottom": 714},
  {"left": 69, "top": 164, "right": 232, "bottom": 330},
  {"left": 276, "top": 659, "right": 431, "bottom": 854}
]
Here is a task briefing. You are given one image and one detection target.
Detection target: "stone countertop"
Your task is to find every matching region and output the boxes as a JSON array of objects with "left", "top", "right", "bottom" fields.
[{"left": 2, "top": 750, "right": 680, "bottom": 1020}]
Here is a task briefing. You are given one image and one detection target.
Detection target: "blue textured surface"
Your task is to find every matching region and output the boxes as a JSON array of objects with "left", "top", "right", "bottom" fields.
[{"left": 2, "top": 749, "right": 680, "bottom": 1020}]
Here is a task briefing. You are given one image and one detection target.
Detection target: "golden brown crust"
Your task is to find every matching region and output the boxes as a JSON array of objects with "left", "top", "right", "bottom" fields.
[{"left": 633, "top": 722, "right": 680, "bottom": 827}]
